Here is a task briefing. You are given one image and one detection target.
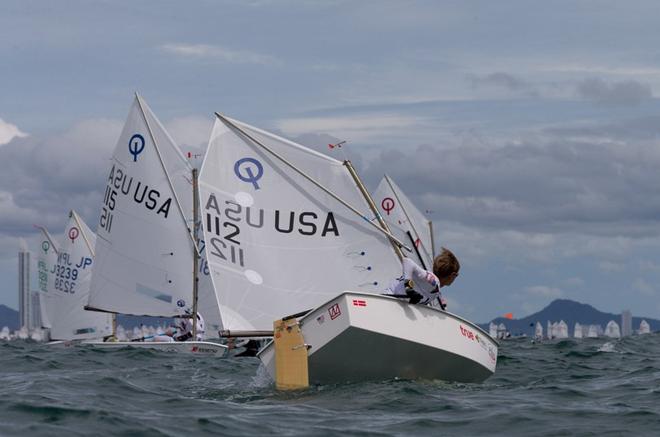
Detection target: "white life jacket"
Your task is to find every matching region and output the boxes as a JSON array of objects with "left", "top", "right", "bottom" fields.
[
  {"left": 385, "top": 257, "right": 442, "bottom": 305},
  {"left": 176, "top": 313, "right": 205, "bottom": 341}
]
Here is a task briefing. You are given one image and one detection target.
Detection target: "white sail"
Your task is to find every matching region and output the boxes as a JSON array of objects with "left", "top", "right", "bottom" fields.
[
  {"left": 373, "top": 175, "right": 434, "bottom": 269},
  {"left": 35, "top": 226, "right": 58, "bottom": 330},
  {"left": 556, "top": 320, "right": 569, "bottom": 339},
  {"left": 46, "top": 212, "right": 112, "bottom": 340},
  {"left": 574, "top": 322, "right": 583, "bottom": 338},
  {"left": 639, "top": 319, "right": 650, "bottom": 334},
  {"left": 534, "top": 321, "right": 543, "bottom": 339},
  {"left": 199, "top": 115, "right": 401, "bottom": 331},
  {"left": 604, "top": 320, "right": 621, "bottom": 338},
  {"left": 497, "top": 322, "right": 508, "bottom": 339},
  {"left": 489, "top": 322, "right": 497, "bottom": 338},
  {"left": 89, "top": 95, "right": 197, "bottom": 317},
  {"left": 196, "top": 219, "right": 224, "bottom": 333}
]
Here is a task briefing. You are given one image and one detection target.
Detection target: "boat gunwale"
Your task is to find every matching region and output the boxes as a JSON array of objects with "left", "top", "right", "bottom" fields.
[{"left": 257, "top": 290, "right": 499, "bottom": 359}]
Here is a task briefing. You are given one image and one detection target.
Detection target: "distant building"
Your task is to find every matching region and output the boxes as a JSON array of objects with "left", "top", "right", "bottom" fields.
[
  {"left": 621, "top": 310, "right": 632, "bottom": 337},
  {"left": 18, "top": 250, "right": 32, "bottom": 329},
  {"left": 30, "top": 291, "right": 42, "bottom": 329}
]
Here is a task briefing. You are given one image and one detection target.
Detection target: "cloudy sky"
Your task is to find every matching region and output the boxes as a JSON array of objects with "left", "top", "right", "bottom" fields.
[{"left": 3, "top": 0, "right": 660, "bottom": 323}]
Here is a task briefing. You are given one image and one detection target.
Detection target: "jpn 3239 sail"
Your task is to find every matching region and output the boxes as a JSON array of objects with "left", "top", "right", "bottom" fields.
[{"left": 36, "top": 211, "right": 113, "bottom": 343}]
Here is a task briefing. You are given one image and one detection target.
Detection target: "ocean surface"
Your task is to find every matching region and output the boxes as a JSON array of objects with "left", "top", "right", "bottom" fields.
[{"left": 1, "top": 334, "right": 659, "bottom": 436}]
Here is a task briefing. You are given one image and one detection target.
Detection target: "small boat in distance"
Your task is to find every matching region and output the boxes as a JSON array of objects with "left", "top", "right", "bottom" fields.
[
  {"left": 535, "top": 321, "right": 543, "bottom": 340},
  {"left": 604, "top": 320, "right": 621, "bottom": 338},
  {"left": 574, "top": 322, "right": 583, "bottom": 338}
]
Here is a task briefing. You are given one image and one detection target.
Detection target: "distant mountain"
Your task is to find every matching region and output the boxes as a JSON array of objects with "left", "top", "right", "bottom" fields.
[
  {"left": 0, "top": 305, "right": 19, "bottom": 330},
  {"left": 0, "top": 305, "right": 171, "bottom": 332},
  {"left": 480, "top": 299, "right": 660, "bottom": 336}
]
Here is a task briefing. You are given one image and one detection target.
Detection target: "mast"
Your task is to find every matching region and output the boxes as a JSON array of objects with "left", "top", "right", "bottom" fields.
[
  {"left": 406, "top": 231, "right": 428, "bottom": 270},
  {"left": 383, "top": 175, "right": 430, "bottom": 264},
  {"left": 192, "top": 168, "right": 199, "bottom": 339},
  {"left": 428, "top": 220, "right": 435, "bottom": 258},
  {"left": 344, "top": 162, "right": 403, "bottom": 261}
]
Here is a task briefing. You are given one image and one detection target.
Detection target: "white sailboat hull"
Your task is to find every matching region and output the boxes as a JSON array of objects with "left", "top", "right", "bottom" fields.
[
  {"left": 258, "top": 292, "right": 498, "bottom": 384},
  {"left": 82, "top": 340, "right": 228, "bottom": 355}
]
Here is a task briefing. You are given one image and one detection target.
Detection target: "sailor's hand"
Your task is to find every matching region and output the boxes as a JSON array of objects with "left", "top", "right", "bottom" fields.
[{"left": 440, "top": 298, "right": 447, "bottom": 310}]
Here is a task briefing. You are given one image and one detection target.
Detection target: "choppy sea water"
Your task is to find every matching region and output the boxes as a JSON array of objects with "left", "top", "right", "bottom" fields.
[{"left": 1, "top": 334, "right": 659, "bottom": 436}]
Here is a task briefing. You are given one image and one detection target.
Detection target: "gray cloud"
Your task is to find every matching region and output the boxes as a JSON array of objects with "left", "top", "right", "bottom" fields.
[
  {"left": 359, "top": 123, "right": 660, "bottom": 239},
  {"left": 525, "top": 285, "right": 563, "bottom": 298},
  {"left": 0, "top": 119, "right": 122, "bottom": 243},
  {"left": 469, "top": 72, "right": 538, "bottom": 97},
  {"left": 0, "top": 118, "right": 28, "bottom": 145},
  {"left": 161, "top": 43, "right": 279, "bottom": 65},
  {"left": 544, "top": 115, "right": 660, "bottom": 142},
  {"left": 576, "top": 78, "right": 653, "bottom": 106},
  {"left": 0, "top": 113, "right": 223, "bottom": 251}
]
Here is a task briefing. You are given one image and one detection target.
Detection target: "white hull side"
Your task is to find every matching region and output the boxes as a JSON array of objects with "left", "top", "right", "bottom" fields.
[
  {"left": 259, "top": 292, "right": 498, "bottom": 384},
  {"left": 82, "top": 340, "right": 228, "bottom": 356},
  {"left": 46, "top": 339, "right": 84, "bottom": 348}
]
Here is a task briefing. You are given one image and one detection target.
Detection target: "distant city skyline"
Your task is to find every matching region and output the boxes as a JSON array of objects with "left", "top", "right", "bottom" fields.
[
  {"left": 4, "top": 2, "right": 660, "bottom": 323},
  {"left": 482, "top": 299, "right": 659, "bottom": 336}
]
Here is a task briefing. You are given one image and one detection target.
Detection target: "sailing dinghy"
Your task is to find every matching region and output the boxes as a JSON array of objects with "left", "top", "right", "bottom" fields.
[
  {"left": 84, "top": 94, "right": 226, "bottom": 355},
  {"left": 36, "top": 212, "right": 113, "bottom": 345},
  {"left": 199, "top": 113, "right": 498, "bottom": 386}
]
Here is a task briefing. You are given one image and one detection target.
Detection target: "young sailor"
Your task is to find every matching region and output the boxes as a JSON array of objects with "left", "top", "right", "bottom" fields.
[
  {"left": 148, "top": 311, "right": 205, "bottom": 342},
  {"left": 385, "top": 247, "right": 460, "bottom": 309},
  {"left": 173, "top": 311, "right": 205, "bottom": 341}
]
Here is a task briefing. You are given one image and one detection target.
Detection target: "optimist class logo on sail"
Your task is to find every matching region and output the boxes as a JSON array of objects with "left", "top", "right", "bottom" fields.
[
  {"left": 234, "top": 157, "right": 263, "bottom": 190},
  {"left": 68, "top": 226, "right": 79, "bottom": 243},
  {"left": 381, "top": 197, "right": 395, "bottom": 215},
  {"left": 128, "top": 134, "right": 145, "bottom": 162}
]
